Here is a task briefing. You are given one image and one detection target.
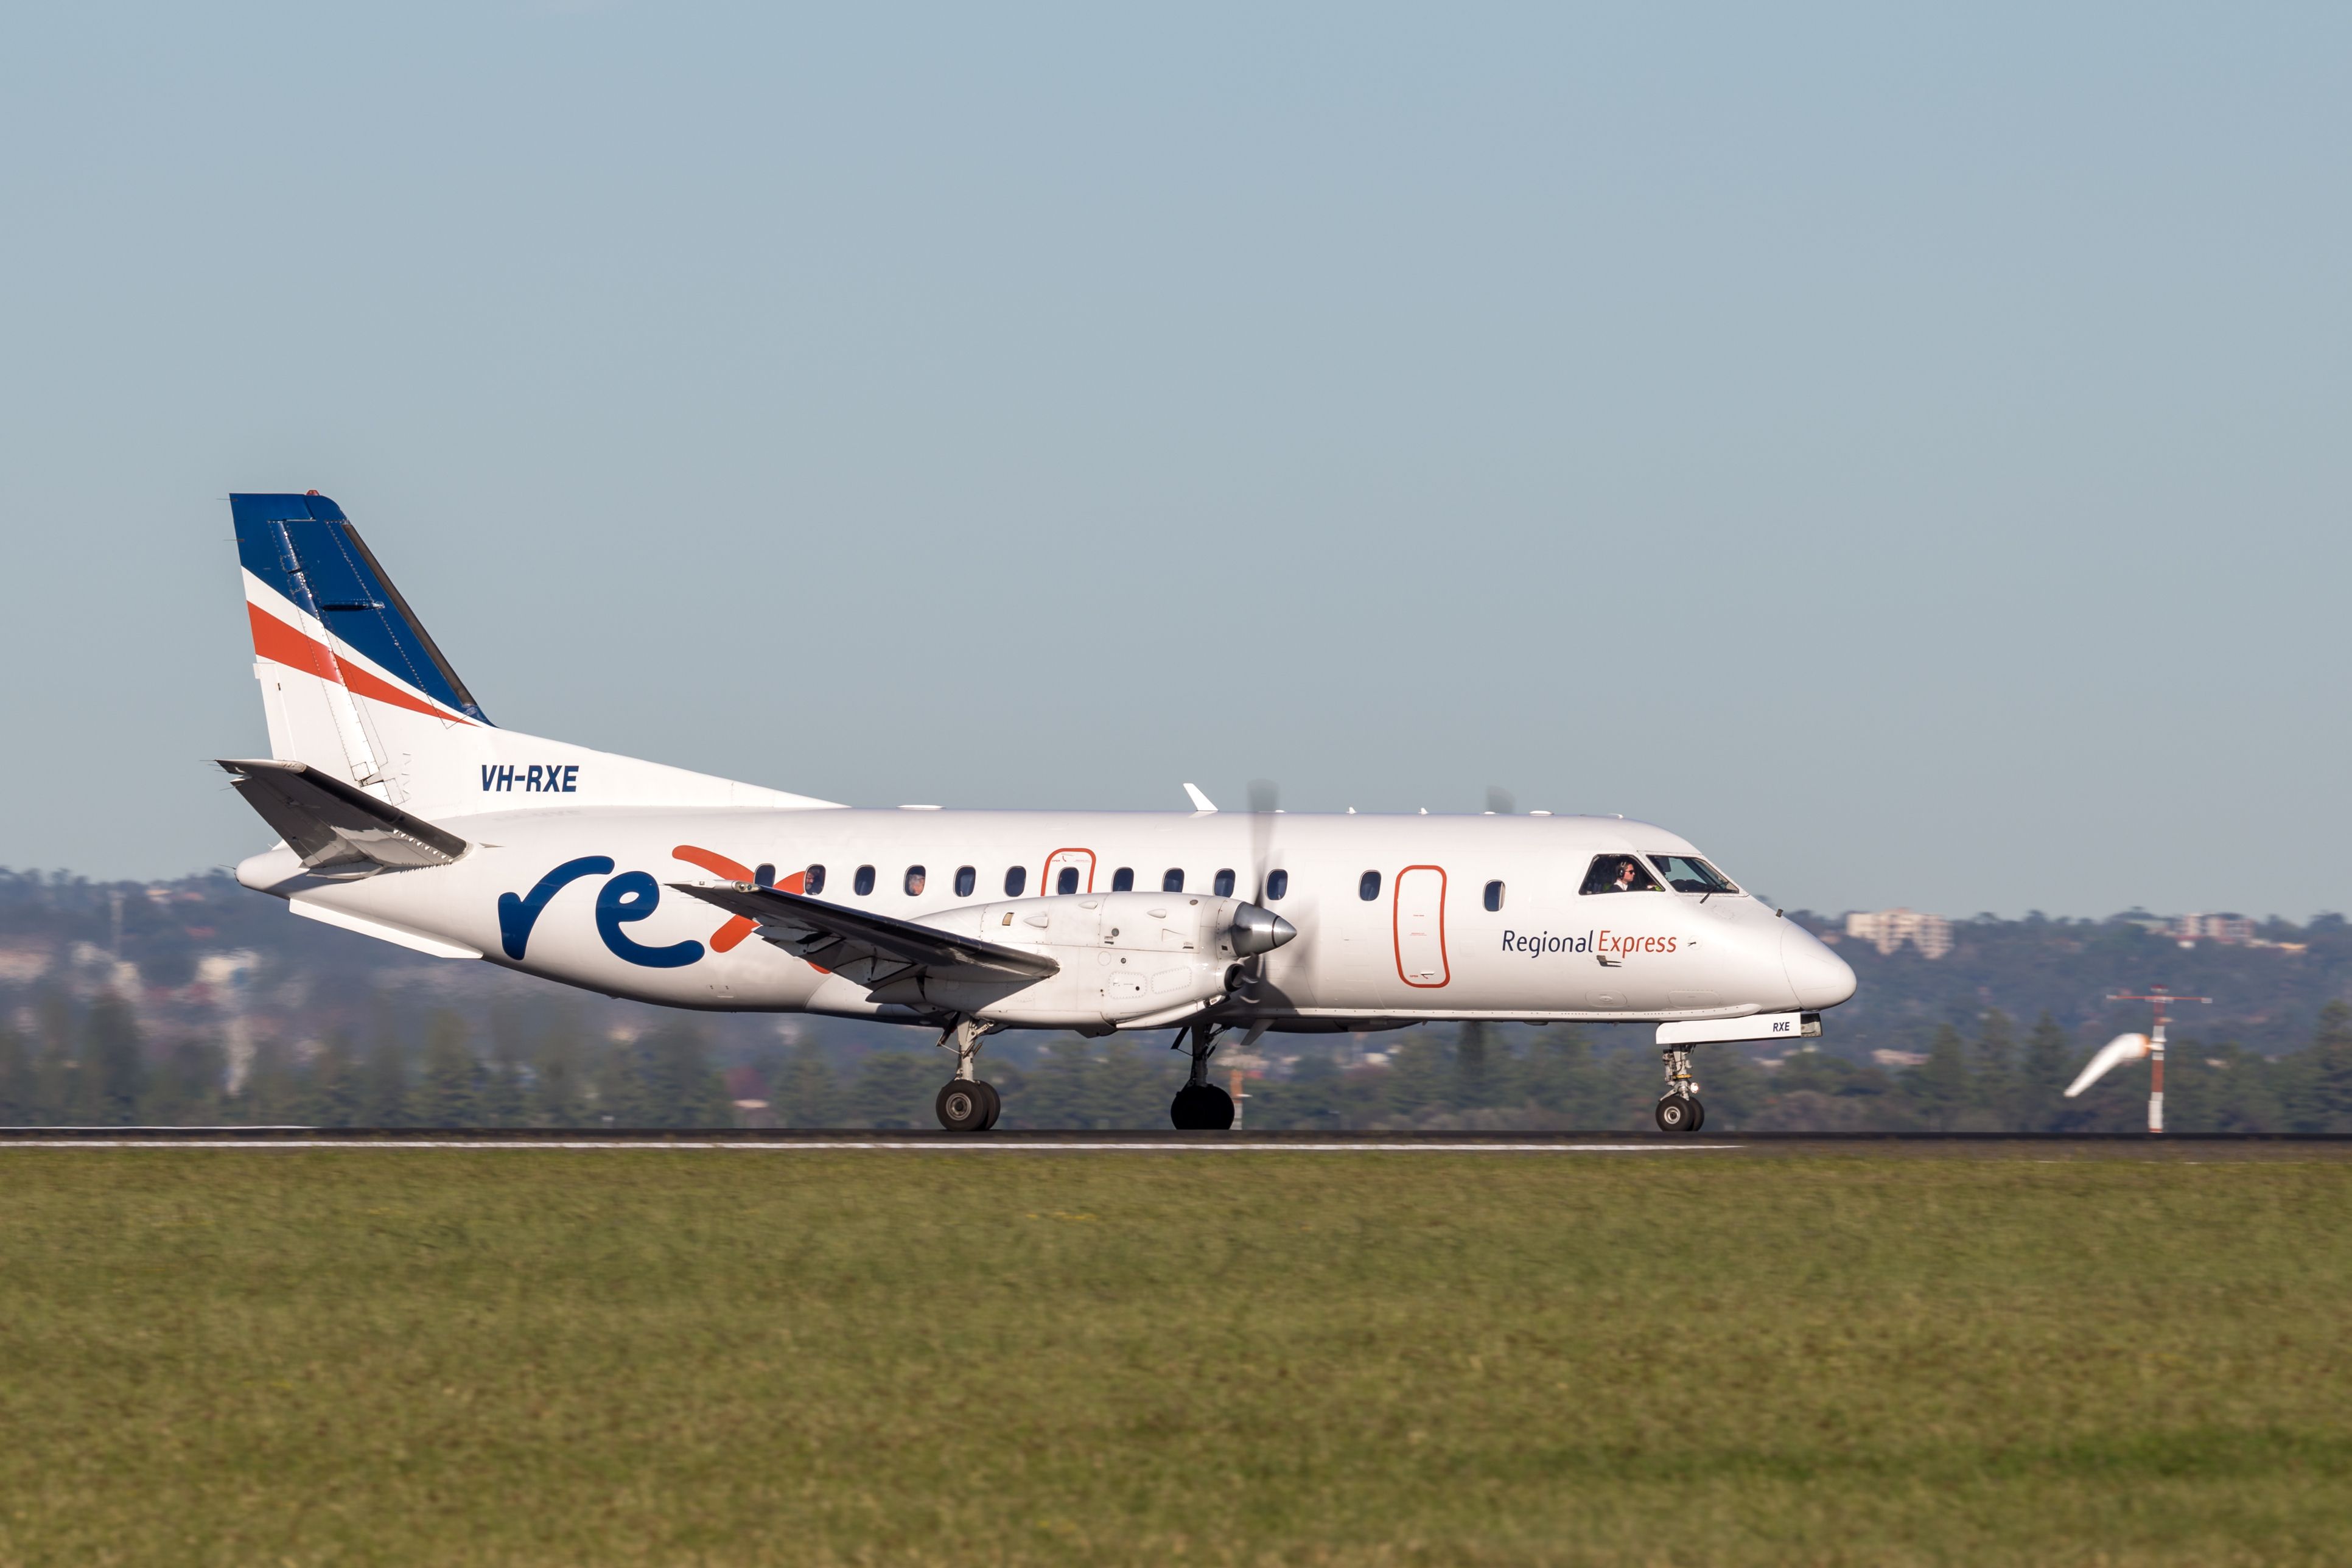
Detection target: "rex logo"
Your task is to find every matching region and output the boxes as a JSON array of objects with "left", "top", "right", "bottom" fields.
[
  {"left": 497, "top": 857, "right": 703, "bottom": 969},
  {"left": 497, "top": 845, "right": 799, "bottom": 969}
]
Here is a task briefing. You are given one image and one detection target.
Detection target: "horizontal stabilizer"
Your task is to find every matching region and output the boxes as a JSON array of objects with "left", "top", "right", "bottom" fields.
[
  {"left": 218, "top": 758, "right": 469, "bottom": 872},
  {"left": 673, "top": 883, "right": 1060, "bottom": 991}
]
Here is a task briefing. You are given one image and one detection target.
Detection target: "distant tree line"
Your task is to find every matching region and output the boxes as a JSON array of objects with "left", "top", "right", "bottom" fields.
[
  {"left": 0, "top": 995, "right": 733, "bottom": 1128},
  {"left": 7, "top": 995, "right": 2352, "bottom": 1131}
]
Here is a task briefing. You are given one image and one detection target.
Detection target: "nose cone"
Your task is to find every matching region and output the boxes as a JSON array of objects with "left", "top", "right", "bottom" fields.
[
  {"left": 1230, "top": 905, "right": 1298, "bottom": 957},
  {"left": 1782, "top": 922, "right": 1857, "bottom": 1010}
]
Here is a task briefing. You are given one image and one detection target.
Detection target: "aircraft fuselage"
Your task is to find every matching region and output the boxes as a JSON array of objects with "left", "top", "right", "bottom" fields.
[{"left": 241, "top": 804, "right": 1854, "bottom": 1034}]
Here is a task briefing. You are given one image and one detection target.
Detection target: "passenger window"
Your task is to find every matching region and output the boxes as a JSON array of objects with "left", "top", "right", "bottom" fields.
[
  {"left": 1111, "top": 867, "right": 1135, "bottom": 892},
  {"left": 1057, "top": 866, "right": 1081, "bottom": 895},
  {"left": 904, "top": 865, "right": 926, "bottom": 896},
  {"left": 754, "top": 863, "right": 775, "bottom": 889},
  {"left": 1359, "top": 870, "right": 1381, "bottom": 901},
  {"left": 804, "top": 864, "right": 826, "bottom": 896},
  {"left": 1004, "top": 866, "right": 1027, "bottom": 897},
  {"left": 1266, "top": 869, "right": 1289, "bottom": 901},
  {"left": 1213, "top": 868, "right": 1236, "bottom": 897},
  {"left": 853, "top": 864, "right": 877, "bottom": 897},
  {"left": 1163, "top": 869, "right": 1185, "bottom": 893},
  {"left": 1580, "top": 855, "right": 1662, "bottom": 895},
  {"left": 1484, "top": 880, "right": 1504, "bottom": 912},
  {"left": 954, "top": 865, "right": 976, "bottom": 898}
]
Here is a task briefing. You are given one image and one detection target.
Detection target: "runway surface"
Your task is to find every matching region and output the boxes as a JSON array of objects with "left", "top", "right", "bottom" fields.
[{"left": 2, "top": 1129, "right": 2347, "bottom": 1156}]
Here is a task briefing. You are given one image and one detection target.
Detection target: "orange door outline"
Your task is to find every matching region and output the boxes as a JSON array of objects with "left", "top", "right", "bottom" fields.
[
  {"left": 1393, "top": 864, "right": 1450, "bottom": 987},
  {"left": 1041, "top": 847, "right": 1096, "bottom": 895}
]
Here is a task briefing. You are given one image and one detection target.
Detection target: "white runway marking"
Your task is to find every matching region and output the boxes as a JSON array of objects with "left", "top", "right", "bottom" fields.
[{"left": 4, "top": 1139, "right": 1739, "bottom": 1153}]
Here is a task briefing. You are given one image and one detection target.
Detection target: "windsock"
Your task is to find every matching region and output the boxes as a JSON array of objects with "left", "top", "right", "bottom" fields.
[{"left": 2064, "top": 1033, "right": 2151, "bottom": 1098}]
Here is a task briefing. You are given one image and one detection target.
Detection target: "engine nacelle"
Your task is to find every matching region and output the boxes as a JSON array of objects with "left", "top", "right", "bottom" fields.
[{"left": 880, "top": 891, "right": 1291, "bottom": 1029}]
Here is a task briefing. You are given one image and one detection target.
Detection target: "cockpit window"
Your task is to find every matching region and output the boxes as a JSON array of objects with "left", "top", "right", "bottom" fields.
[
  {"left": 1580, "top": 854, "right": 1662, "bottom": 895},
  {"left": 1648, "top": 853, "right": 1738, "bottom": 895}
]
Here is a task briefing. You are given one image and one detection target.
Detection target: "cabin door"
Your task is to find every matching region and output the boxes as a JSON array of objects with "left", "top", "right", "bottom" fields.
[
  {"left": 1042, "top": 847, "right": 1096, "bottom": 897},
  {"left": 1393, "top": 865, "right": 1450, "bottom": 988}
]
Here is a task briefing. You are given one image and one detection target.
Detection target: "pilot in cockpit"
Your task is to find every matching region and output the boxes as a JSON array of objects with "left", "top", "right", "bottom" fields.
[{"left": 1581, "top": 854, "right": 1664, "bottom": 895}]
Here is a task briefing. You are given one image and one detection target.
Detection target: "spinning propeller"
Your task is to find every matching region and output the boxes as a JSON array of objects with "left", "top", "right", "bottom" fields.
[{"left": 1219, "top": 778, "right": 1296, "bottom": 1046}]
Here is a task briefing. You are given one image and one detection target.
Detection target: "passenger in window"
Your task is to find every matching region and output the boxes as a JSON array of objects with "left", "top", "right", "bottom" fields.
[
  {"left": 805, "top": 864, "right": 827, "bottom": 896},
  {"left": 905, "top": 866, "right": 926, "bottom": 896}
]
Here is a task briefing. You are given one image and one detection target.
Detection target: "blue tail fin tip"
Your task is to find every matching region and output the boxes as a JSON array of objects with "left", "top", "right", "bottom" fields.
[{"left": 229, "top": 493, "right": 491, "bottom": 725}]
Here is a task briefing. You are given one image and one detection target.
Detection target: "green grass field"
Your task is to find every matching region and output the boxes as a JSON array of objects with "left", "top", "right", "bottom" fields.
[{"left": 1, "top": 1151, "right": 2347, "bottom": 1567}]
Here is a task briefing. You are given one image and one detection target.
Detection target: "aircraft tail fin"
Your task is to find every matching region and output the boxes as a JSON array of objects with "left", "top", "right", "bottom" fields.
[
  {"left": 234, "top": 491, "right": 489, "bottom": 794},
  {"left": 228, "top": 492, "right": 842, "bottom": 821}
]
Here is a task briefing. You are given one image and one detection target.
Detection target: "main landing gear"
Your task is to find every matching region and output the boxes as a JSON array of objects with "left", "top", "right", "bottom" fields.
[
  {"left": 1170, "top": 1021, "right": 1235, "bottom": 1130},
  {"left": 934, "top": 1017, "right": 1002, "bottom": 1132},
  {"left": 1656, "top": 1045, "right": 1705, "bottom": 1133}
]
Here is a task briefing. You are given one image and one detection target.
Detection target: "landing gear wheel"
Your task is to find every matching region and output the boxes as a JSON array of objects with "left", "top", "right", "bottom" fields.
[
  {"left": 976, "top": 1080, "right": 1003, "bottom": 1130},
  {"left": 1655, "top": 1094, "right": 1699, "bottom": 1134},
  {"left": 937, "top": 1080, "right": 992, "bottom": 1132},
  {"left": 1171, "top": 1082, "right": 1236, "bottom": 1131},
  {"left": 1685, "top": 1096, "right": 1705, "bottom": 1132}
]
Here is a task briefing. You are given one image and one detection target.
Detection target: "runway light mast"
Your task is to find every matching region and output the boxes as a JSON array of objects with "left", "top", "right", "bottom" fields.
[{"left": 2065, "top": 984, "right": 2210, "bottom": 1133}]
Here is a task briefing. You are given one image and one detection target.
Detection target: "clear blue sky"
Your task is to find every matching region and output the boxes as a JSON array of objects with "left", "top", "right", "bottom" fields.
[{"left": 1, "top": 3, "right": 2345, "bottom": 920}]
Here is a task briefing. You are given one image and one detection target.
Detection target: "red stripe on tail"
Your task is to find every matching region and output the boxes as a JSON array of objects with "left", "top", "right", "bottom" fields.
[{"left": 247, "top": 603, "right": 474, "bottom": 726}]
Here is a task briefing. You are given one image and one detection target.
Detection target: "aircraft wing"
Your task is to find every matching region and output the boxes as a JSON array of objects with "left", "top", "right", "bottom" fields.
[
  {"left": 217, "top": 758, "right": 469, "bottom": 871},
  {"left": 671, "top": 883, "right": 1060, "bottom": 990}
]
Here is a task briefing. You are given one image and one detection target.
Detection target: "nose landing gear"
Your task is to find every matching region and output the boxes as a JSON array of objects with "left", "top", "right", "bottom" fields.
[
  {"left": 1656, "top": 1046, "right": 1705, "bottom": 1133},
  {"left": 934, "top": 1016, "right": 1003, "bottom": 1132}
]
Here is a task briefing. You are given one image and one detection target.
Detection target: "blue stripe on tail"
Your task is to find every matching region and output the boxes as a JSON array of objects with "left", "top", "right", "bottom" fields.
[{"left": 230, "top": 494, "right": 491, "bottom": 725}]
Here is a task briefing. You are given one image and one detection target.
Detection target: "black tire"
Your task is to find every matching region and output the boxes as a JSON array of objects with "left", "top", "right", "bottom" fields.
[
  {"left": 1686, "top": 1096, "right": 1706, "bottom": 1132},
  {"left": 1654, "top": 1094, "right": 1696, "bottom": 1134},
  {"left": 1171, "top": 1082, "right": 1236, "bottom": 1131},
  {"left": 937, "top": 1080, "right": 990, "bottom": 1132},
  {"left": 975, "top": 1080, "right": 1003, "bottom": 1130}
]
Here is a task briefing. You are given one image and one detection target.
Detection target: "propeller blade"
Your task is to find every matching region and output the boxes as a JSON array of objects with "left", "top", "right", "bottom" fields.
[
  {"left": 1232, "top": 779, "right": 1283, "bottom": 1004},
  {"left": 1247, "top": 779, "right": 1279, "bottom": 903},
  {"left": 1486, "top": 784, "right": 1516, "bottom": 815}
]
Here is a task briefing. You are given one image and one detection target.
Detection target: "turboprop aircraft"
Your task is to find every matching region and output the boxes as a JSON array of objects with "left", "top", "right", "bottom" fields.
[{"left": 218, "top": 492, "right": 1855, "bottom": 1132}]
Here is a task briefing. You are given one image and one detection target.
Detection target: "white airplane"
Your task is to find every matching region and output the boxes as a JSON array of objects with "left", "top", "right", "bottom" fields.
[{"left": 218, "top": 492, "right": 1855, "bottom": 1132}]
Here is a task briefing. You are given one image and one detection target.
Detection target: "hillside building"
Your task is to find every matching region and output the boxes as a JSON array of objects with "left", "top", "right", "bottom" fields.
[{"left": 1844, "top": 908, "right": 1955, "bottom": 961}]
